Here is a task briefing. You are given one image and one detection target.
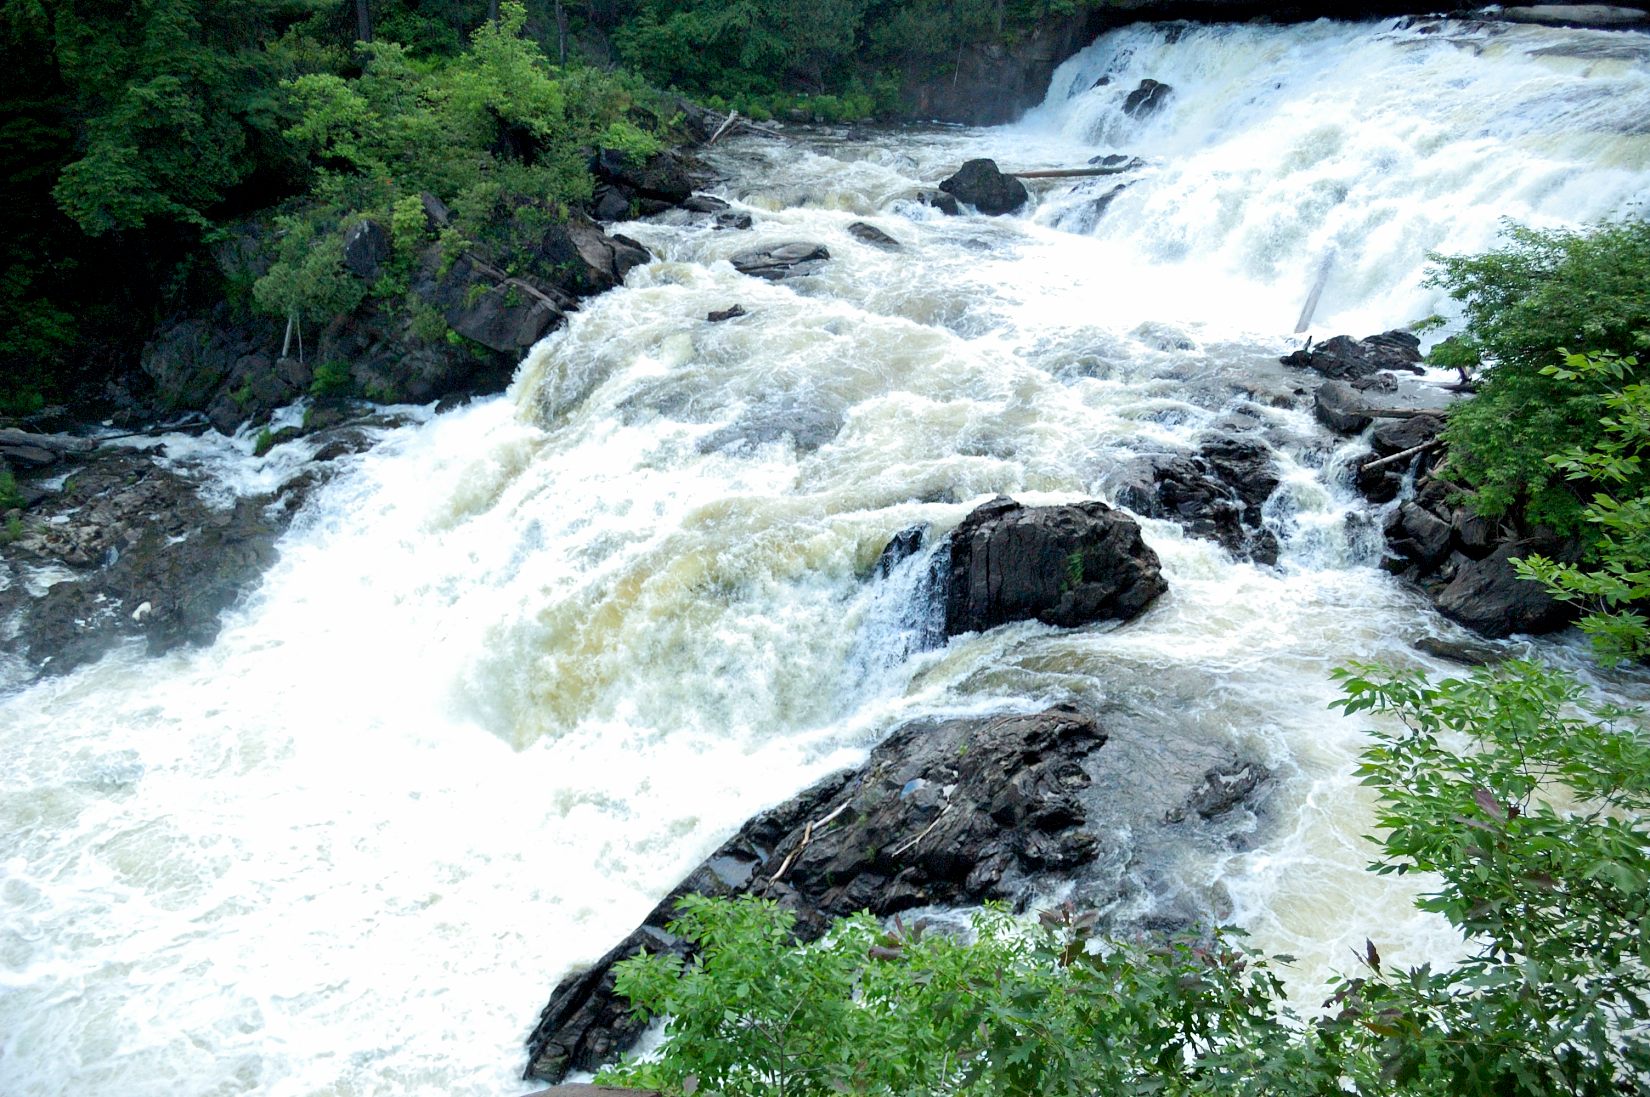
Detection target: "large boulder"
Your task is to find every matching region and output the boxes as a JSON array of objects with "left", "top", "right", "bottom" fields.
[
  {"left": 591, "top": 148, "right": 697, "bottom": 216},
  {"left": 524, "top": 705, "right": 1109, "bottom": 1082},
  {"left": 1283, "top": 330, "right": 1424, "bottom": 382},
  {"left": 943, "top": 496, "right": 1166, "bottom": 635},
  {"left": 938, "top": 159, "right": 1030, "bottom": 216},
  {"left": 1434, "top": 536, "right": 1580, "bottom": 637},
  {"left": 342, "top": 219, "right": 392, "bottom": 282},
  {"left": 1115, "top": 434, "right": 1281, "bottom": 565}
]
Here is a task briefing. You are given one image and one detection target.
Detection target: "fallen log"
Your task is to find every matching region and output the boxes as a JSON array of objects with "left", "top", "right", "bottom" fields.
[
  {"left": 1360, "top": 438, "right": 1442, "bottom": 473},
  {"left": 0, "top": 428, "right": 97, "bottom": 455}
]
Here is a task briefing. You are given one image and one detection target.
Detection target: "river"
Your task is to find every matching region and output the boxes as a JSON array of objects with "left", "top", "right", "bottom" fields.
[{"left": 3, "top": 15, "right": 1649, "bottom": 1097}]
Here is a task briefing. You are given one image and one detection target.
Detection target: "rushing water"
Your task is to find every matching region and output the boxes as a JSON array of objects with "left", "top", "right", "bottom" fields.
[{"left": 5, "top": 16, "right": 1650, "bottom": 1097}]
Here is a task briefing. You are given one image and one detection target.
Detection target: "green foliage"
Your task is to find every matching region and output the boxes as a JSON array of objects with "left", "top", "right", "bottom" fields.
[
  {"left": 252, "top": 210, "right": 365, "bottom": 324},
  {"left": 0, "top": 467, "right": 22, "bottom": 511},
  {"left": 1334, "top": 660, "right": 1650, "bottom": 1094},
  {"left": 1514, "top": 351, "right": 1650, "bottom": 664},
  {"left": 1431, "top": 220, "right": 1650, "bottom": 532},
  {"left": 604, "top": 661, "right": 1650, "bottom": 1096},
  {"left": 309, "top": 359, "right": 354, "bottom": 397},
  {"left": 253, "top": 427, "right": 277, "bottom": 456}
]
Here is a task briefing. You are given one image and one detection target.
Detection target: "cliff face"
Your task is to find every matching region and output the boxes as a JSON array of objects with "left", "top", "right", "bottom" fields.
[{"left": 891, "top": 1, "right": 1650, "bottom": 124}]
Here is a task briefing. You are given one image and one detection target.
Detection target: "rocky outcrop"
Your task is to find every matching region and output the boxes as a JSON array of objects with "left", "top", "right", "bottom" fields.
[
  {"left": 942, "top": 496, "right": 1166, "bottom": 635},
  {"left": 590, "top": 147, "right": 699, "bottom": 218},
  {"left": 525, "top": 705, "right": 1109, "bottom": 1081},
  {"left": 1115, "top": 434, "right": 1282, "bottom": 564},
  {"left": 0, "top": 437, "right": 374, "bottom": 680},
  {"left": 1493, "top": 5, "right": 1650, "bottom": 28},
  {"left": 730, "top": 243, "right": 831, "bottom": 280},
  {"left": 1374, "top": 468, "right": 1581, "bottom": 640},
  {"left": 938, "top": 159, "right": 1030, "bottom": 216},
  {"left": 1282, "top": 330, "right": 1425, "bottom": 382}
]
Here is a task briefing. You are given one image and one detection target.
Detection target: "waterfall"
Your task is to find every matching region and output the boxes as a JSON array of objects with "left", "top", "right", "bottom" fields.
[{"left": 2, "top": 16, "right": 1648, "bottom": 1097}]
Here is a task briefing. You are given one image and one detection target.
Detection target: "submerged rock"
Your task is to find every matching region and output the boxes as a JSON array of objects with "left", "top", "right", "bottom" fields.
[
  {"left": 730, "top": 242, "right": 831, "bottom": 280},
  {"left": 938, "top": 159, "right": 1030, "bottom": 216},
  {"left": 524, "top": 705, "right": 1109, "bottom": 1082},
  {"left": 847, "top": 221, "right": 901, "bottom": 248},
  {"left": 942, "top": 496, "right": 1166, "bottom": 635}
]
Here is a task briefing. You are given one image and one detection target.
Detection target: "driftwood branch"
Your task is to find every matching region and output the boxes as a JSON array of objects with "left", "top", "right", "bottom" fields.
[
  {"left": 707, "top": 110, "right": 740, "bottom": 146},
  {"left": 764, "top": 800, "right": 850, "bottom": 889},
  {"left": 1360, "top": 438, "right": 1442, "bottom": 473}
]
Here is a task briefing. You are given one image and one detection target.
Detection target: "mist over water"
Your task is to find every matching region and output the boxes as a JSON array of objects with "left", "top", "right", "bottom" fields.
[{"left": 4, "top": 16, "right": 1649, "bottom": 1096}]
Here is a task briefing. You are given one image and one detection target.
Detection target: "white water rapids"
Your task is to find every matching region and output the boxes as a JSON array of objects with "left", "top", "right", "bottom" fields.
[{"left": 5, "top": 16, "right": 1650, "bottom": 1096}]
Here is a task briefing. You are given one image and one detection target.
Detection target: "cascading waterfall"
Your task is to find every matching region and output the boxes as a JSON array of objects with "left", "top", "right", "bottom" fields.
[{"left": 3, "top": 15, "right": 1649, "bottom": 1097}]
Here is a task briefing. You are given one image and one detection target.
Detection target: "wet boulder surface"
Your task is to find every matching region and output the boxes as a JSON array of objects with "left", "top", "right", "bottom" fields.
[{"left": 524, "top": 702, "right": 1273, "bottom": 1082}]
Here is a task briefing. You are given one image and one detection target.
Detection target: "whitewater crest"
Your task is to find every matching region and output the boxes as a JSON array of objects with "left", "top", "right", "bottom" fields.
[{"left": 3, "top": 15, "right": 1649, "bottom": 1097}]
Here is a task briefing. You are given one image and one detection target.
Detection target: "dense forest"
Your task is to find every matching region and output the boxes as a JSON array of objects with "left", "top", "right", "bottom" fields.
[{"left": 0, "top": 0, "right": 1127, "bottom": 418}]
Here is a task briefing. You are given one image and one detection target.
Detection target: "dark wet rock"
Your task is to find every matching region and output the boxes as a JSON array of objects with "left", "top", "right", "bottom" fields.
[
  {"left": 682, "top": 194, "right": 730, "bottom": 214},
  {"left": 1383, "top": 502, "right": 1453, "bottom": 571},
  {"left": 1453, "top": 506, "right": 1500, "bottom": 557},
  {"left": 420, "top": 191, "right": 452, "bottom": 229},
  {"left": 1, "top": 444, "right": 58, "bottom": 470},
  {"left": 920, "top": 190, "right": 961, "bottom": 216},
  {"left": 419, "top": 254, "right": 567, "bottom": 354},
  {"left": 730, "top": 243, "right": 831, "bottom": 281},
  {"left": 1413, "top": 634, "right": 1503, "bottom": 666},
  {"left": 591, "top": 184, "right": 632, "bottom": 223},
  {"left": 706, "top": 305, "right": 746, "bottom": 323},
  {"left": 1434, "top": 535, "right": 1580, "bottom": 637},
  {"left": 1115, "top": 434, "right": 1281, "bottom": 564},
  {"left": 696, "top": 401, "right": 842, "bottom": 454},
  {"left": 938, "top": 159, "right": 1030, "bottom": 216},
  {"left": 0, "top": 449, "right": 329, "bottom": 679},
  {"left": 1167, "top": 762, "right": 1270, "bottom": 824},
  {"left": 1088, "top": 153, "right": 1147, "bottom": 171},
  {"left": 525, "top": 705, "right": 1108, "bottom": 1082},
  {"left": 1370, "top": 413, "right": 1444, "bottom": 457},
  {"left": 342, "top": 220, "right": 392, "bottom": 282},
  {"left": 1313, "top": 379, "right": 1378, "bottom": 434},
  {"left": 141, "top": 313, "right": 269, "bottom": 414},
  {"left": 942, "top": 496, "right": 1166, "bottom": 635},
  {"left": 714, "top": 211, "right": 754, "bottom": 231},
  {"left": 1283, "top": 330, "right": 1424, "bottom": 382},
  {"left": 847, "top": 221, "right": 901, "bottom": 248},
  {"left": 872, "top": 524, "right": 928, "bottom": 580},
  {"left": 1122, "top": 79, "right": 1173, "bottom": 119},
  {"left": 591, "top": 148, "right": 696, "bottom": 207}
]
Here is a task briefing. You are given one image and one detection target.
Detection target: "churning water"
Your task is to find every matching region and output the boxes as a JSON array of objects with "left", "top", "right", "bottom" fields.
[{"left": 4, "top": 16, "right": 1649, "bottom": 1096}]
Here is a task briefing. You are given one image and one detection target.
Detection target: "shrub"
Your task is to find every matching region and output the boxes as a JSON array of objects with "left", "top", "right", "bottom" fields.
[{"left": 1431, "top": 219, "right": 1650, "bottom": 532}]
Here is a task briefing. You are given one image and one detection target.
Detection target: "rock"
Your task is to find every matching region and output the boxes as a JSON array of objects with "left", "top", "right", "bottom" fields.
[
  {"left": 1383, "top": 502, "right": 1453, "bottom": 571},
  {"left": 1122, "top": 78, "right": 1173, "bottom": 119},
  {"left": 1495, "top": 5, "right": 1649, "bottom": 27},
  {"left": 591, "top": 185, "right": 632, "bottom": 222},
  {"left": 538, "top": 218, "right": 652, "bottom": 296},
  {"left": 730, "top": 243, "right": 831, "bottom": 281},
  {"left": 591, "top": 148, "right": 696, "bottom": 207},
  {"left": 1434, "top": 536, "right": 1580, "bottom": 637},
  {"left": 0, "top": 444, "right": 57, "bottom": 470},
  {"left": 1313, "top": 379, "right": 1378, "bottom": 434},
  {"left": 342, "top": 220, "right": 391, "bottom": 282},
  {"left": 420, "top": 191, "right": 452, "bottom": 229},
  {"left": 1370, "top": 413, "right": 1444, "bottom": 457},
  {"left": 1088, "top": 153, "right": 1146, "bottom": 171},
  {"left": 938, "top": 159, "right": 1030, "bottom": 216},
  {"left": 872, "top": 524, "right": 928, "bottom": 579},
  {"left": 714, "top": 211, "right": 754, "bottom": 231},
  {"left": 847, "top": 221, "right": 901, "bottom": 248},
  {"left": 681, "top": 194, "right": 730, "bottom": 214},
  {"left": 1, "top": 449, "right": 322, "bottom": 679},
  {"left": 1453, "top": 506, "right": 1499, "bottom": 557},
  {"left": 1282, "top": 330, "right": 1424, "bottom": 382},
  {"left": 1115, "top": 434, "right": 1281, "bottom": 565},
  {"left": 920, "top": 191, "right": 961, "bottom": 216},
  {"left": 141, "top": 315, "right": 253, "bottom": 413},
  {"left": 524, "top": 705, "right": 1108, "bottom": 1082},
  {"left": 706, "top": 305, "right": 746, "bottom": 323},
  {"left": 942, "top": 496, "right": 1166, "bottom": 635}
]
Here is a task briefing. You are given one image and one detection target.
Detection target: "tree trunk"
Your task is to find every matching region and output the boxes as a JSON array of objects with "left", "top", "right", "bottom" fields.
[
  {"left": 487, "top": 0, "right": 500, "bottom": 22},
  {"left": 554, "top": 1, "right": 568, "bottom": 64},
  {"left": 354, "top": 0, "right": 373, "bottom": 43}
]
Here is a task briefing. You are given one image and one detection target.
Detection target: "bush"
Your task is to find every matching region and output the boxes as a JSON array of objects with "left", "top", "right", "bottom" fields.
[
  {"left": 600, "top": 660, "right": 1650, "bottom": 1096},
  {"left": 0, "top": 467, "right": 22, "bottom": 511},
  {"left": 1431, "top": 220, "right": 1650, "bottom": 533}
]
